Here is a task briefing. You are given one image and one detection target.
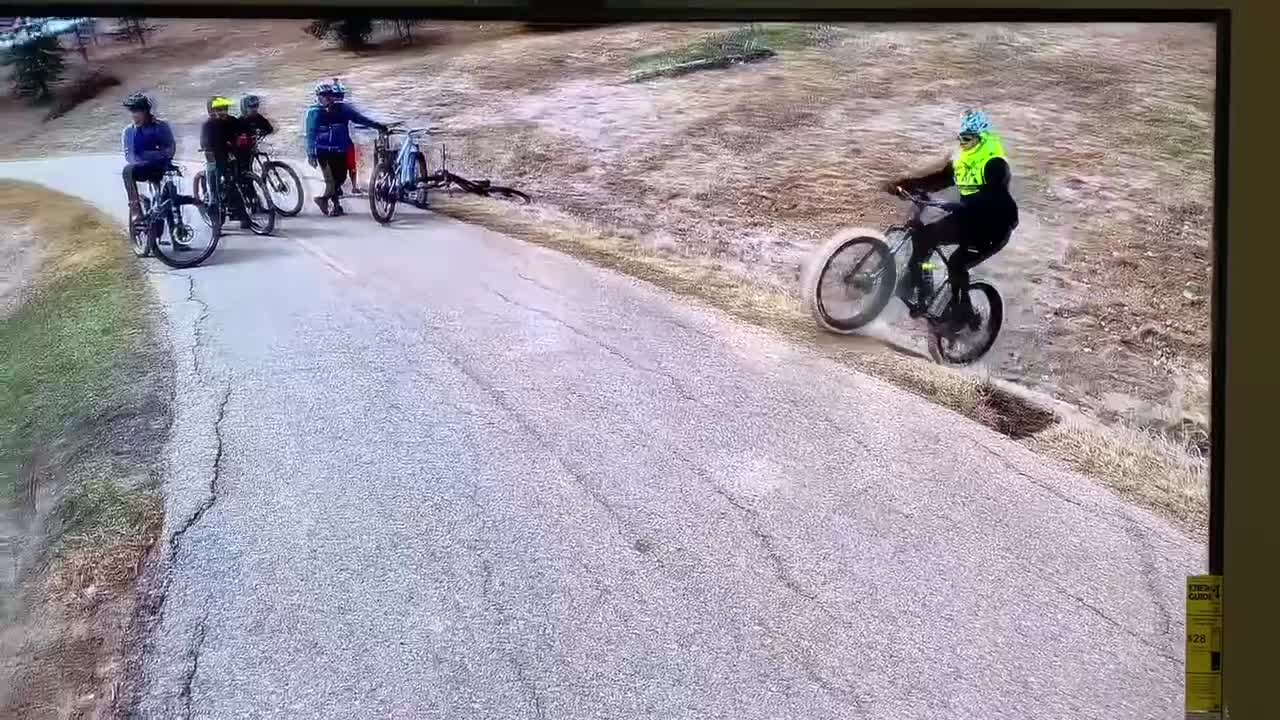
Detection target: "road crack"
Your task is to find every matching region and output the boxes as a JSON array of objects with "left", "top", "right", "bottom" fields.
[
  {"left": 178, "top": 612, "right": 210, "bottom": 719},
  {"left": 489, "top": 287, "right": 701, "bottom": 404},
  {"left": 974, "top": 441, "right": 1084, "bottom": 508},
  {"left": 168, "top": 384, "right": 233, "bottom": 557},
  {"left": 673, "top": 451, "right": 849, "bottom": 626},
  {"left": 1058, "top": 588, "right": 1179, "bottom": 663},
  {"left": 481, "top": 560, "right": 547, "bottom": 720}
]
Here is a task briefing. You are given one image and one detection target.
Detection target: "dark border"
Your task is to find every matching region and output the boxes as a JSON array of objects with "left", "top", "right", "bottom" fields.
[
  {"left": 5, "top": 4, "right": 1227, "bottom": 22},
  {"left": 1209, "top": 12, "right": 1228, "bottom": 576}
]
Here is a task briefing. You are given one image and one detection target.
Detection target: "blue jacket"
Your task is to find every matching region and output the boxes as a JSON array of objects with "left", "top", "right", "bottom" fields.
[
  {"left": 121, "top": 118, "right": 176, "bottom": 166},
  {"left": 305, "top": 102, "right": 382, "bottom": 157}
]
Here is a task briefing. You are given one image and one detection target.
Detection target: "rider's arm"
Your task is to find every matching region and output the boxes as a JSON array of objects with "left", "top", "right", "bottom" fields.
[
  {"left": 122, "top": 125, "right": 138, "bottom": 165},
  {"left": 258, "top": 116, "right": 275, "bottom": 137},
  {"left": 304, "top": 107, "right": 320, "bottom": 159},
  {"left": 342, "top": 104, "right": 386, "bottom": 132}
]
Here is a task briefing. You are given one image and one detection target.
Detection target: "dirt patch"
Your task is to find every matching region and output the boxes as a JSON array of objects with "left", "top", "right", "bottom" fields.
[
  {"left": 0, "top": 225, "right": 42, "bottom": 319},
  {"left": 0, "top": 182, "right": 173, "bottom": 719}
]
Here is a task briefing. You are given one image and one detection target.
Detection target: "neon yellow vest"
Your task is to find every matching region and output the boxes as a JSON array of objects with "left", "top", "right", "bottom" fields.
[{"left": 953, "top": 132, "right": 1007, "bottom": 196}]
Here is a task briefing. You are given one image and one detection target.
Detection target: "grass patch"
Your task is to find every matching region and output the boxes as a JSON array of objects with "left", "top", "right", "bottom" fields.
[
  {"left": 0, "top": 181, "right": 170, "bottom": 717},
  {"left": 629, "top": 25, "right": 790, "bottom": 82},
  {"left": 435, "top": 196, "right": 1207, "bottom": 532}
]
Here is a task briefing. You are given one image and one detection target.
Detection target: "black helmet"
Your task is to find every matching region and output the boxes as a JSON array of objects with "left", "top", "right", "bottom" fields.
[
  {"left": 241, "top": 95, "right": 261, "bottom": 114},
  {"left": 122, "top": 92, "right": 152, "bottom": 112}
]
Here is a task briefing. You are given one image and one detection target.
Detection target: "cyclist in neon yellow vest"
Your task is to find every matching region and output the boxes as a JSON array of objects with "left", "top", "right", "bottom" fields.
[{"left": 881, "top": 110, "right": 1019, "bottom": 331}]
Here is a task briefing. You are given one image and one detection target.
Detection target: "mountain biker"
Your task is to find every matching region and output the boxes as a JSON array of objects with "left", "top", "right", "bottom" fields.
[
  {"left": 120, "top": 92, "right": 176, "bottom": 224},
  {"left": 305, "top": 81, "right": 386, "bottom": 216},
  {"left": 239, "top": 95, "right": 275, "bottom": 140},
  {"left": 881, "top": 110, "right": 1018, "bottom": 332},
  {"left": 201, "top": 96, "right": 252, "bottom": 229}
]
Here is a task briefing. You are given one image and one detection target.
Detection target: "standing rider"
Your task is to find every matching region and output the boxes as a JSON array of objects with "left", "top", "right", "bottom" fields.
[
  {"left": 305, "top": 81, "right": 386, "bottom": 216},
  {"left": 882, "top": 110, "right": 1018, "bottom": 331},
  {"left": 201, "top": 96, "right": 252, "bottom": 229},
  {"left": 121, "top": 93, "right": 176, "bottom": 226},
  {"left": 238, "top": 95, "right": 275, "bottom": 140}
]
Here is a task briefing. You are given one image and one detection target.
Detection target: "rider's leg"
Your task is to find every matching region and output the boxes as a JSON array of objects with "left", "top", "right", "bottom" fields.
[
  {"left": 122, "top": 164, "right": 143, "bottom": 216},
  {"left": 320, "top": 152, "right": 348, "bottom": 214},
  {"left": 907, "top": 216, "right": 961, "bottom": 312},
  {"left": 205, "top": 159, "right": 223, "bottom": 218}
]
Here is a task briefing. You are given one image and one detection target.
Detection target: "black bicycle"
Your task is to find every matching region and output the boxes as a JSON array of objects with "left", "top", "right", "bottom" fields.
[
  {"left": 369, "top": 122, "right": 530, "bottom": 225},
  {"left": 191, "top": 160, "right": 277, "bottom": 236},
  {"left": 129, "top": 164, "right": 222, "bottom": 269},
  {"left": 801, "top": 187, "right": 1006, "bottom": 366},
  {"left": 249, "top": 140, "right": 305, "bottom": 217}
]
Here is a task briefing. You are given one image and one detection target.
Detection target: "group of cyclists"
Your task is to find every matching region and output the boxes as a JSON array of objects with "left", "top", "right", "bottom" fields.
[
  {"left": 121, "top": 78, "right": 388, "bottom": 228},
  {"left": 121, "top": 81, "right": 1018, "bottom": 333}
]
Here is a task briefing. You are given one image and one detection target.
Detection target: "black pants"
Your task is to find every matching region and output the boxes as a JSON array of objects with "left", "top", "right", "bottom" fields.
[
  {"left": 317, "top": 151, "right": 348, "bottom": 203},
  {"left": 909, "top": 213, "right": 1009, "bottom": 311},
  {"left": 122, "top": 162, "right": 167, "bottom": 213}
]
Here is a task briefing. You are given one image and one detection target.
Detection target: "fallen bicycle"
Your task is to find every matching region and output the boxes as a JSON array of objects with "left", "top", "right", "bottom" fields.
[{"left": 368, "top": 122, "right": 530, "bottom": 225}]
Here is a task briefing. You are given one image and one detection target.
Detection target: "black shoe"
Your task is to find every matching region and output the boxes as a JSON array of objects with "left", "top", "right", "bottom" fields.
[
  {"left": 314, "top": 197, "right": 331, "bottom": 216},
  {"left": 330, "top": 202, "right": 345, "bottom": 217}
]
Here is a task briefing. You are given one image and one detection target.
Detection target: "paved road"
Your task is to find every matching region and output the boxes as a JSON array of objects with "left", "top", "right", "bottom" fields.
[{"left": 3, "top": 156, "right": 1200, "bottom": 720}]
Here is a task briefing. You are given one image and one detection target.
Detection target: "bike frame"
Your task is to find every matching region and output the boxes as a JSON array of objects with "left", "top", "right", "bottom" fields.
[
  {"left": 884, "top": 215, "right": 959, "bottom": 320},
  {"left": 141, "top": 170, "right": 184, "bottom": 234}
]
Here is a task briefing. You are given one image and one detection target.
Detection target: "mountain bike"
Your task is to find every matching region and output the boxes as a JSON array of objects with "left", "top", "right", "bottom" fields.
[
  {"left": 249, "top": 140, "right": 305, "bottom": 217},
  {"left": 369, "top": 121, "right": 530, "bottom": 225},
  {"left": 128, "top": 164, "right": 222, "bottom": 269},
  {"left": 191, "top": 160, "right": 277, "bottom": 236},
  {"left": 800, "top": 187, "right": 1007, "bottom": 366}
]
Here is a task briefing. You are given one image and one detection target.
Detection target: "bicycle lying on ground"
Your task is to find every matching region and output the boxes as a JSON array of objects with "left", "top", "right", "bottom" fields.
[
  {"left": 800, "top": 187, "right": 1007, "bottom": 366},
  {"left": 191, "top": 160, "right": 277, "bottom": 236},
  {"left": 369, "top": 121, "right": 530, "bottom": 225},
  {"left": 249, "top": 140, "right": 305, "bottom": 217},
  {"left": 129, "top": 164, "right": 222, "bottom": 269}
]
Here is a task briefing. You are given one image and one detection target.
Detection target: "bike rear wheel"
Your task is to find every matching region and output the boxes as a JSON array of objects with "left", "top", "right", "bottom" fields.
[
  {"left": 151, "top": 195, "right": 221, "bottom": 269},
  {"left": 802, "top": 232, "right": 896, "bottom": 333},
  {"left": 369, "top": 165, "right": 398, "bottom": 225},
  {"left": 262, "top": 160, "right": 304, "bottom": 217},
  {"left": 927, "top": 281, "right": 1004, "bottom": 366}
]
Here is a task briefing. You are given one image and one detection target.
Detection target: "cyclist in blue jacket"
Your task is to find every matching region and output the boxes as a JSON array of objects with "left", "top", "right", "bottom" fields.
[
  {"left": 304, "top": 81, "right": 386, "bottom": 216},
  {"left": 121, "top": 93, "right": 176, "bottom": 222}
]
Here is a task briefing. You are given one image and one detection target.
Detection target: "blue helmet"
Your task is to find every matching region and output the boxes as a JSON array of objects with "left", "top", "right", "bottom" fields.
[
  {"left": 314, "top": 81, "right": 338, "bottom": 98},
  {"left": 959, "top": 110, "right": 991, "bottom": 137}
]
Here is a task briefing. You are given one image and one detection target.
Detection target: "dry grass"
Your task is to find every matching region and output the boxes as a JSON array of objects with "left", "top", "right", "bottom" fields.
[{"left": 0, "top": 182, "right": 172, "bottom": 718}]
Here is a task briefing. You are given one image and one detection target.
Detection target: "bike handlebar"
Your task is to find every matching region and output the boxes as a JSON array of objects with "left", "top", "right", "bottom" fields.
[{"left": 894, "top": 186, "right": 951, "bottom": 209}]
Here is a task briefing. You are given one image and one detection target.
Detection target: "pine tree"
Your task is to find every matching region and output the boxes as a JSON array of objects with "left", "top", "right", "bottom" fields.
[{"left": 2, "top": 33, "right": 67, "bottom": 103}]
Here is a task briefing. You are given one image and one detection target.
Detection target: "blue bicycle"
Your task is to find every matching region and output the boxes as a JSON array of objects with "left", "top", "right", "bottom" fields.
[
  {"left": 129, "top": 164, "right": 222, "bottom": 268},
  {"left": 368, "top": 122, "right": 530, "bottom": 225}
]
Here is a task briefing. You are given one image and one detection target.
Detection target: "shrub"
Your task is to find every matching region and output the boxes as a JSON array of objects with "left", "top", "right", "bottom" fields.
[{"left": 305, "top": 18, "right": 376, "bottom": 51}]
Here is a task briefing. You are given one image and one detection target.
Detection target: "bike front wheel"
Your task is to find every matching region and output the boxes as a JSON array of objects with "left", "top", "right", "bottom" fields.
[
  {"left": 262, "top": 160, "right": 304, "bottom": 217},
  {"left": 130, "top": 197, "right": 154, "bottom": 258},
  {"left": 151, "top": 195, "right": 221, "bottom": 269},
  {"left": 927, "top": 281, "right": 1004, "bottom": 366},
  {"left": 238, "top": 173, "right": 277, "bottom": 235},
  {"left": 369, "top": 166, "right": 398, "bottom": 225},
  {"left": 801, "top": 230, "right": 897, "bottom": 333}
]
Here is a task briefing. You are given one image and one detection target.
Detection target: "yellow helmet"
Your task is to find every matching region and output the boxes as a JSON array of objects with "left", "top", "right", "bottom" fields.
[{"left": 210, "top": 96, "right": 233, "bottom": 110}]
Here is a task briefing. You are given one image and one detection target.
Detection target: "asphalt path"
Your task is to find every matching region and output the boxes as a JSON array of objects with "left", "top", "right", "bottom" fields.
[{"left": 1, "top": 155, "right": 1201, "bottom": 720}]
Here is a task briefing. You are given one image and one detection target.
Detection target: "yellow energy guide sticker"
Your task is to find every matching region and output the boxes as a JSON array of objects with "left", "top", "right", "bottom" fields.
[{"left": 1185, "top": 575, "right": 1222, "bottom": 720}]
